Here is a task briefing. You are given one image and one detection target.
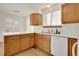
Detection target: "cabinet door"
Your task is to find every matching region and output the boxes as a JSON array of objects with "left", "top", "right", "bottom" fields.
[
  {"left": 43, "top": 35, "right": 51, "bottom": 53},
  {"left": 30, "top": 13, "right": 42, "bottom": 25},
  {"left": 38, "top": 37, "right": 43, "bottom": 49},
  {"left": 20, "top": 35, "right": 30, "bottom": 50},
  {"left": 77, "top": 4, "right": 79, "bottom": 21},
  {"left": 37, "top": 34, "right": 43, "bottom": 49},
  {"left": 35, "top": 34, "right": 43, "bottom": 49},
  {"left": 29, "top": 34, "right": 34, "bottom": 47},
  {"left": 52, "top": 36, "right": 68, "bottom": 56},
  {"left": 35, "top": 33, "right": 38, "bottom": 47},
  {"left": 4, "top": 36, "right": 20, "bottom": 56},
  {"left": 68, "top": 38, "right": 77, "bottom": 56},
  {"left": 62, "top": 4, "right": 78, "bottom": 23}
]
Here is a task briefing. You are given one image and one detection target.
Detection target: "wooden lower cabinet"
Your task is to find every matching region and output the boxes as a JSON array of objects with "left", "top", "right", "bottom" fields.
[
  {"left": 35, "top": 34, "right": 51, "bottom": 54},
  {"left": 4, "top": 33, "right": 51, "bottom": 56},
  {"left": 20, "top": 34, "right": 30, "bottom": 50},
  {"left": 4, "top": 34, "right": 34, "bottom": 56},
  {"left": 29, "top": 34, "right": 34, "bottom": 47},
  {"left": 35, "top": 34, "right": 43, "bottom": 49},
  {"left": 42, "top": 35, "right": 51, "bottom": 53},
  {"left": 68, "top": 38, "right": 77, "bottom": 56},
  {"left": 4, "top": 35, "right": 20, "bottom": 56}
]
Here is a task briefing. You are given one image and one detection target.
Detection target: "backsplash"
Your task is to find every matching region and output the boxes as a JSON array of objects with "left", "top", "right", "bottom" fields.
[
  {"left": 59, "top": 23, "right": 79, "bottom": 35},
  {"left": 34, "top": 23, "right": 79, "bottom": 35},
  {"left": 33, "top": 26, "right": 43, "bottom": 33}
]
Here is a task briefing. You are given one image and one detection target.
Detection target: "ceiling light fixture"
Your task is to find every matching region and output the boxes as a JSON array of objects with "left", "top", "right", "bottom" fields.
[
  {"left": 46, "top": 4, "right": 52, "bottom": 8},
  {"left": 13, "top": 10, "right": 20, "bottom": 13}
]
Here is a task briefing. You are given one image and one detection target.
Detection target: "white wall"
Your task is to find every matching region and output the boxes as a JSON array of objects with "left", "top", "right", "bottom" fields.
[
  {"left": 59, "top": 23, "right": 79, "bottom": 35},
  {"left": 25, "top": 15, "right": 34, "bottom": 32},
  {"left": 0, "top": 11, "right": 25, "bottom": 32},
  {"left": 33, "top": 26, "right": 42, "bottom": 33},
  {"left": 0, "top": 7, "right": 42, "bottom": 32}
]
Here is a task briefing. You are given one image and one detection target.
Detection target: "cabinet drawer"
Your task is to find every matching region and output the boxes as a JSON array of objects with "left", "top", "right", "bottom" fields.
[
  {"left": 4, "top": 35, "right": 20, "bottom": 41},
  {"left": 30, "top": 33, "right": 34, "bottom": 37},
  {"left": 43, "top": 35, "right": 51, "bottom": 39},
  {"left": 21, "top": 34, "right": 30, "bottom": 38},
  {"left": 37, "top": 34, "right": 43, "bottom": 39}
]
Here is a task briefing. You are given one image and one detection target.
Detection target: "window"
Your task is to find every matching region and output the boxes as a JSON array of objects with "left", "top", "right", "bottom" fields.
[
  {"left": 52, "top": 10, "right": 61, "bottom": 25},
  {"left": 43, "top": 10, "right": 62, "bottom": 26},
  {"left": 43, "top": 13, "right": 52, "bottom": 26},
  {"left": 46, "top": 13, "right": 52, "bottom": 25}
]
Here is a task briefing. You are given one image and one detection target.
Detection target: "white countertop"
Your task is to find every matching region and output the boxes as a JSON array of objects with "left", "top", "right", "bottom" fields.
[
  {"left": 39, "top": 33, "right": 79, "bottom": 39},
  {"left": 1, "top": 32, "right": 79, "bottom": 38},
  {"left": 0, "top": 32, "right": 79, "bottom": 43},
  {"left": 0, "top": 32, "right": 31, "bottom": 42},
  {"left": 0, "top": 36, "right": 4, "bottom": 43},
  {"left": 2, "top": 32, "right": 32, "bottom": 36}
]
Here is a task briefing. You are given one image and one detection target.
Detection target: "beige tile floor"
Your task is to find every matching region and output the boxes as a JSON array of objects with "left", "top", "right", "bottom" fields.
[{"left": 15, "top": 48, "right": 50, "bottom": 56}]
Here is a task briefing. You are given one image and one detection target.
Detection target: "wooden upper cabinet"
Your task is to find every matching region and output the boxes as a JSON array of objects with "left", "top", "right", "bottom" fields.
[
  {"left": 77, "top": 4, "right": 79, "bottom": 20},
  {"left": 62, "top": 3, "right": 79, "bottom": 23},
  {"left": 30, "top": 13, "right": 42, "bottom": 25}
]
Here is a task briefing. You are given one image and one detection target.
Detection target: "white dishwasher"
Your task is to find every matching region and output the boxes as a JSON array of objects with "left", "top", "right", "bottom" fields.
[{"left": 51, "top": 36, "right": 68, "bottom": 56}]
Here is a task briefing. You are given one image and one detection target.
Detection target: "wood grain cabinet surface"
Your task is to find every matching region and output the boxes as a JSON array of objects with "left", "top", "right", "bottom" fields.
[
  {"left": 35, "top": 34, "right": 43, "bottom": 49},
  {"left": 42, "top": 35, "right": 51, "bottom": 53},
  {"left": 62, "top": 3, "right": 79, "bottom": 23},
  {"left": 4, "top": 35, "right": 20, "bottom": 56},
  {"left": 20, "top": 34, "right": 30, "bottom": 51},
  {"left": 68, "top": 38, "right": 77, "bottom": 56},
  {"left": 30, "top": 13, "right": 42, "bottom": 25},
  {"left": 35, "top": 34, "right": 51, "bottom": 54},
  {"left": 4, "top": 34, "right": 35, "bottom": 56},
  {"left": 29, "top": 34, "right": 34, "bottom": 47},
  {"left": 4, "top": 33, "right": 51, "bottom": 56}
]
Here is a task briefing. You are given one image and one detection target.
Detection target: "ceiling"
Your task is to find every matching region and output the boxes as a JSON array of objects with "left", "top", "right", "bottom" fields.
[
  {"left": 0, "top": 3, "right": 62, "bottom": 16},
  {"left": 0, "top": 3, "right": 51, "bottom": 16}
]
